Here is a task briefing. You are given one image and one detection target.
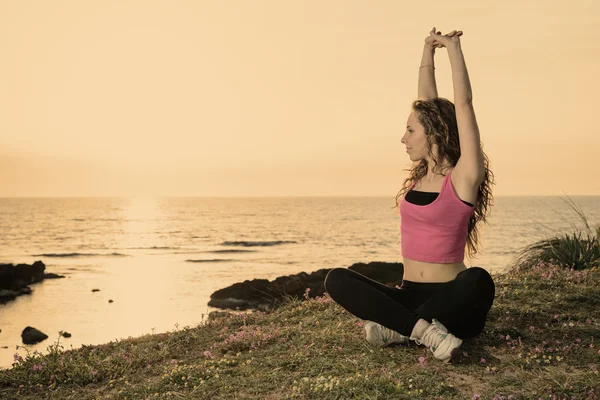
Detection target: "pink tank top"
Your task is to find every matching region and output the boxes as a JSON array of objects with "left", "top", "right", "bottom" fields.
[{"left": 400, "top": 170, "right": 475, "bottom": 263}]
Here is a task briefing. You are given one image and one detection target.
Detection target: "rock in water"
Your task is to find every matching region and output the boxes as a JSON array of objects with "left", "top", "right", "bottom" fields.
[
  {"left": 21, "top": 326, "right": 49, "bottom": 345},
  {"left": 43, "top": 273, "right": 65, "bottom": 279},
  {"left": 0, "top": 261, "right": 47, "bottom": 304},
  {"left": 0, "top": 261, "right": 46, "bottom": 289}
]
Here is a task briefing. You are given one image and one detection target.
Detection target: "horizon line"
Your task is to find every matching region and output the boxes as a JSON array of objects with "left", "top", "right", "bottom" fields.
[{"left": 1, "top": 194, "right": 599, "bottom": 199}]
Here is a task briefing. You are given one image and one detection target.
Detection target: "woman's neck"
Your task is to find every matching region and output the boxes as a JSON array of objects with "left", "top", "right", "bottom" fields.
[{"left": 425, "top": 163, "right": 452, "bottom": 181}]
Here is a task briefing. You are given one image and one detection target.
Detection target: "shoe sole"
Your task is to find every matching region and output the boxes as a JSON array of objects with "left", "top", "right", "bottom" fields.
[
  {"left": 381, "top": 338, "right": 409, "bottom": 347},
  {"left": 366, "top": 336, "right": 409, "bottom": 347},
  {"left": 442, "top": 339, "right": 463, "bottom": 363}
]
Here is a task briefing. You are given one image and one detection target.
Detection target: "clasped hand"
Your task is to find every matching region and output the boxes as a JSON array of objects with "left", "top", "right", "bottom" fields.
[{"left": 424, "top": 26, "right": 463, "bottom": 49}]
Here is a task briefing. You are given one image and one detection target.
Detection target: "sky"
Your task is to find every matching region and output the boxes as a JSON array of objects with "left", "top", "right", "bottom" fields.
[{"left": 1, "top": 0, "right": 599, "bottom": 197}]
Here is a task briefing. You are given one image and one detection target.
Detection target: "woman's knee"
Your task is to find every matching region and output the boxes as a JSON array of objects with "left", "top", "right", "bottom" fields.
[
  {"left": 475, "top": 267, "right": 495, "bottom": 298},
  {"left": 324, "top": 268, "right": 352, "bottom": 295},
  {"left": 463, "top": 267, "right": 495, "bottom": 291},
  {"left": 457, "top": 267, "right": 496, "bottom": 307}
]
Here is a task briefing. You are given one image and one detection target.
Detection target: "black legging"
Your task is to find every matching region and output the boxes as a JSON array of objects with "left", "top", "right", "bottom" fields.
[{"left": 323, "top": 266, "right": 495, "bottom": 339}]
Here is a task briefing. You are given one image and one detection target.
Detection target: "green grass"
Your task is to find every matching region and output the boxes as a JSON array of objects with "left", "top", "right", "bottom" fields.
[
  {"left": 1, "top": 197, "right": 599, "bottom": 399},
  {"left": 1, "top": 259, "right": 599, "bottom": 399}
]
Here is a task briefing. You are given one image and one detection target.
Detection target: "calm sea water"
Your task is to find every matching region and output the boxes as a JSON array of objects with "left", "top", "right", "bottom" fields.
[{"left": 1, "top": 196, "right": 599, "bottom": 369}]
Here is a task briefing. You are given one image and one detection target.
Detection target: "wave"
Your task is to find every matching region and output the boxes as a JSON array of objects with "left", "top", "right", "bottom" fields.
[
  {"left": 54, "top": 237, "right": 74, "bottom": 241},
  {"left": 186, "top": 259, "right": 234, "bottom": 263},
  {"left": 205, "top": 249, "right": 256, "bottom": 254},
  {"left": 220, "top": 240, "right": 297, "bottom": 247},
  {"left": 125, "top": 246, "right": 179, "bottom": 250},
  {"left": 32, "top": 253, "right": 130, "bottom": 258}
]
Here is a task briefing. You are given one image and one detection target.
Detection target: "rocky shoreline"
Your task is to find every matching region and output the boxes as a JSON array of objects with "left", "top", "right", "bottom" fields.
[
  {"left": 2, "top": 259, "right": 402, "bottom": 312},
  {"left": 208, "top": 261, "right": 404, "bottom": 312},
  {"left": 1, "top": 259, "right": 403, "bottom": 345},
  {"left": 0, "top": 261, "right": 64, "bottom": 305}
]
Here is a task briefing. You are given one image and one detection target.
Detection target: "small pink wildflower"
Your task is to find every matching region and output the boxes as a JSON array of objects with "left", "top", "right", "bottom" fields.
[
  {"left": 529, "top": 325, "right": 535, "bottom": 332},
  {"left": 480, "top": 358, "right": 487, "bottom": 364},
  {"left": 316, "top": 295, "right": 333, "bottom": 303},
  {"left": 418, "top": 356, "right": 426, "bottom": 366},
  {"left": 203, "top": 351, "right": 213, "bottom": 359},
  {"left": 32, "top": 364, "right": 42, "bottom": 372},
  {"left": 473, "top": 395, "right": 480, "bottom": 400}
]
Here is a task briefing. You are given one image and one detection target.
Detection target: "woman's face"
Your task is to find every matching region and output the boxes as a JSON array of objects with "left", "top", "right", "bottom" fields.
[{"left": 402, "top": 112, "right": 430, "bottom": 162}]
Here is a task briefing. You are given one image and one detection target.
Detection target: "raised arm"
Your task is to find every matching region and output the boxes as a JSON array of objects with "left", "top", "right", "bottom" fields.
[
  {"left": 418, "top": 45, "right": 438, "bottom": 100},
  {"left": 447, "top": 39, "right": 473, "bottom": 105},
  {"left": 419, "top": 28, "right": 462, "bottom": 101},
  {"left": 446, "top": 37, "right": 485, "bottom": 182}
]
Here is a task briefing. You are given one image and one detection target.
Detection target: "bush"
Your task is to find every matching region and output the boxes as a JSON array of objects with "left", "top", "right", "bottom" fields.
[{"left": 508, "top": 196, "right": 600, "bottom": 271}]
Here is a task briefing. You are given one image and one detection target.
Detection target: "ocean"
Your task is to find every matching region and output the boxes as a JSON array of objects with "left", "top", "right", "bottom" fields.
[{"left": 1, "top": 196, "right": 599, "bottom": 369}]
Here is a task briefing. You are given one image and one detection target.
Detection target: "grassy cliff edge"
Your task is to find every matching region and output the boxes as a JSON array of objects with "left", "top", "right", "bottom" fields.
[{"left": 0, "top": 258, "right": 599, "bottom": 399}]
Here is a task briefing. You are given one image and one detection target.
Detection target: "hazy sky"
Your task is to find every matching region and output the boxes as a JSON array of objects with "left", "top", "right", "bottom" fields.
[{"left": 1, "top": 0, "right": 598, "bottom": 197}]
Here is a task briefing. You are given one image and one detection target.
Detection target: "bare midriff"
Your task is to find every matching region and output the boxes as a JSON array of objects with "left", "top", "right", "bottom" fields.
[{"left": 402, "top": 257, "right": 467, "bottom": 283}]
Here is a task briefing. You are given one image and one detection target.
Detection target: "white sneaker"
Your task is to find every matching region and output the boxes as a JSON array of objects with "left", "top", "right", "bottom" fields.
[
  {"left": 364, "top": 321, "right": 409, "bottom": 346},
  {"left": 411, "top": 319, "right": 462, "bottom": 362}
]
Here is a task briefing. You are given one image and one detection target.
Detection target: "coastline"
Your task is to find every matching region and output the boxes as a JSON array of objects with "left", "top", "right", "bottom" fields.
[{"left": 1, "top": 259, "right": 598, "bottom": 398}]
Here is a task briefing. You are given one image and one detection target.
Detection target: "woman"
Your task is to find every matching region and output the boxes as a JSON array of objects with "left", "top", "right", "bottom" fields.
[{"left": 323, "top": 27, "right": 496, "bottom": 363}]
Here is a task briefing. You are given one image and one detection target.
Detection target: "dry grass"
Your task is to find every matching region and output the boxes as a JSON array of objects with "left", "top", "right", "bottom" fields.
[{"left": 1, "top": 258, "right": 599, "bottom": 399}]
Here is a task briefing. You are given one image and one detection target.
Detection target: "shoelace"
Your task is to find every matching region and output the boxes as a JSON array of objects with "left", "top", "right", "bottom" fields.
[{"left": 415, "top": 324, "right": 447, "bottom": 350}]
